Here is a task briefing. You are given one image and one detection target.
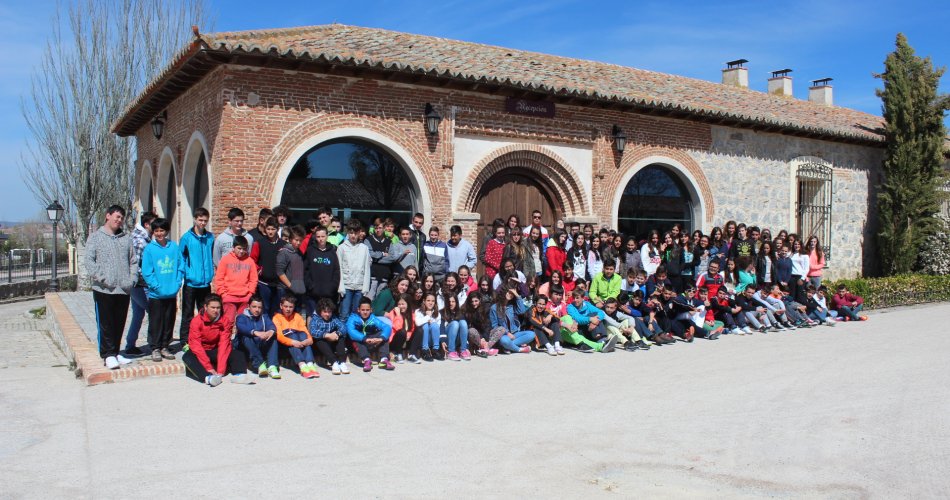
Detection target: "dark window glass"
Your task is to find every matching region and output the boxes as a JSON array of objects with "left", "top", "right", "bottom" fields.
[{"left": 617, "top": 165, "right": 692, "bottom": 240}]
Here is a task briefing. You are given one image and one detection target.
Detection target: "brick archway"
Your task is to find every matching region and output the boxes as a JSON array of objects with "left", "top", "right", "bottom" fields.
[
  {"left": 608, "top": 146, "right": 714, "bottom": 230},
  {"left": 459, "top": 144, "right": 588, "bottom": 217}
]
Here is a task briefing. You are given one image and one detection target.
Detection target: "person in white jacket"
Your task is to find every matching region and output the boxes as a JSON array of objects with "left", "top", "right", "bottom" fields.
[
  {"left": 337, "top": 220, "right": 371, "bottom": 317},
  {"left": 413, "top": 292, "right": 442, "bottom": 362}
]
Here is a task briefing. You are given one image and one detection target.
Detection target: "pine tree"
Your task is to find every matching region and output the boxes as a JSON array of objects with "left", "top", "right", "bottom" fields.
[{"left": 875, "top": 33, "right": 950, "bottom": 275}]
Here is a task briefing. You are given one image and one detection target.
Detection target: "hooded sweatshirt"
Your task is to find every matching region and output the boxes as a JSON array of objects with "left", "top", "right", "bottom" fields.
[
  {"left": 179, "top": 227, "right": 215, "bottom": 288},
  {"left": 188, "top": 309, "right": 233, "bottom": 373},
  {"left": 337, "top": 238, "right": 371, "bottom": 294},
  {"left": 141, "top": 239, "right": 184, "bottom": 299},
  {"left": 304, "top": 243, "right": 341, "bottom": 298},
  {"left": 275, "top": 245, "right": 305, "bottom": 295},
  {"left": 212, "top": 251, "right": 258, "bottom": 303},
  {"left": 235, "top": 307, "right": 276, "bottom": 339},
  {"left": 212, "top": 228, "right": 254, "bottom": 266},
  {"left": 85, "top": 225, "right": 135, "bottom": 295}
]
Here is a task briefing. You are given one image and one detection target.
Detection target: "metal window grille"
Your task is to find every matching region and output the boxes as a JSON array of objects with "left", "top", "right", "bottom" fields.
[{"left": 796, "top": 162, "right": 833, "bottom": 259}]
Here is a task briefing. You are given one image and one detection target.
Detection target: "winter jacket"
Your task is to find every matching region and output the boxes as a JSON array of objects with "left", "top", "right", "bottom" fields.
[
  {"left": 346, "top": 313, "right": 392, "bottom": 342},
  {"left": 275, "top": 246, "right": 305, "bottom": 294},
  {"left": 303, "top": 243, "right": 341, "bottom": 298},
  {"left": 589, "top": 272, "right": 622, "bottom": 304},
  {"left": 235, "top": 308, "right": 276, "bottom": 339},
  {"left": 85, "top": 226, "right": 135, "bottom": 295},
  {"left": 141, "top": 239, "right": 184, "bottom": 299},
  {"left": 212, "top": 228, "right": 253, "bottom": 267},
  {"left": 337, "top": 239, "right": 371, "bottom": 294},
  {"left": 446, "top": 238, "right": 477, "bottom": 273},
  {"left": 308, "top": 314, "right": 347, "bottom": 340},
  {"left": 695, "top": 271, "right": 724, "bottom": 299},
  {"left": 273, "top": 312, "right": 311, "bottom": 345},
  {"left": 544, "top": 245, "right": 566, "bottom": 277},
  {"left": 385, "top": 308, "right": 414, "bottom": 338},
  {"left": 212, "top": 251, "right": 258, "bottom": 303},
  {"left": 567, "top": 301, "right": 605, "bottom": 326},
  {"left": 830, "top": 292, "right": 863, "bottom": 311},
  {"left": 188, "top": 309, "right": 233, "bottom": 374},
  {"left": 179, "top": 227, "right": 214, "bottom": 288},
  {"left": 756, "top": 255, "right": 778, "bottom": 285},
  {"left": 489, "top": 299, "right": 527, "bottom": 332},
  {"left": 422, "top": 240, "right": 449, "bottom": 281},
  {"left": 483, "top": 238, "right": 506, "bottom": 280}
]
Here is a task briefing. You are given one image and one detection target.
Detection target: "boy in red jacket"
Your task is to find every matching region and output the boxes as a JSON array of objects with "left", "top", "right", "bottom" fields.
[
  {"left": 183, "top": 294, "right": 254, "bottom": 386},
  {"left": 830, "top": 284, "right": 867, "bottom": 321}
]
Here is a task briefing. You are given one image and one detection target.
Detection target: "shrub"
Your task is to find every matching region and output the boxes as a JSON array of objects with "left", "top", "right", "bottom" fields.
[
  {"left": 829, "top": 274, "right": 950, "bottom": 309},
  {"left": 916, "top": 215, "right": 950, "bottom": 275}
]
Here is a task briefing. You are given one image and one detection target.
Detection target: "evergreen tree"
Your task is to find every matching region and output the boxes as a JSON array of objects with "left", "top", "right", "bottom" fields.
[{"left": 875, "top": 33, "right": 950, "bottom": 275}]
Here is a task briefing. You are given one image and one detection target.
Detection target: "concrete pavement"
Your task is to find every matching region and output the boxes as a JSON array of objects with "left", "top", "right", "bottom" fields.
[{"left": 1, "top": 300, "right": 949, "bottom": 498}]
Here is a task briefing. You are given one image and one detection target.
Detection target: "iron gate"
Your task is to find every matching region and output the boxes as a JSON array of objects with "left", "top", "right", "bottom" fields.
[{"left": 796, "top": 162, "right": 833, "bottom": 259}]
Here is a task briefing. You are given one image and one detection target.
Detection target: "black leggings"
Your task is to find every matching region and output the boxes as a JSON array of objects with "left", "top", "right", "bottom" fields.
[
  {"left": 533, "top": 318, "right": 562, "bottom": 345},
  {"left": 183, "top": 348, "right": 247, "bottom": 382}
]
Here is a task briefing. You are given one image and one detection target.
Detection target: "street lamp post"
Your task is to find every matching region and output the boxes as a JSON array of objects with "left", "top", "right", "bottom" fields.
[{"left": 46, "top": 200, "right": 64, "bottom": 292}]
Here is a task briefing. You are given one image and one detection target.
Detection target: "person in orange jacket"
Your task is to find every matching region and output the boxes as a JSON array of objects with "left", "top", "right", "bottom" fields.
[
  {"left": 182, "top": 294, "right": 254, "bottom": 386},
  {"left": 212, "top": 235, "right": 258, "bottom": 324},
  {"left": 273, "top": 295, "right": 319, "bottom": 378}
]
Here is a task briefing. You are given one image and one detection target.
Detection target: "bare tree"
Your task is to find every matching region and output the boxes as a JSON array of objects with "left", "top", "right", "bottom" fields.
[
  {"left": 349, "top": 145, "right": 409, "bottom": 209},
  {"left": 19, "top": 0, "right": 211, "bottom": 288}
]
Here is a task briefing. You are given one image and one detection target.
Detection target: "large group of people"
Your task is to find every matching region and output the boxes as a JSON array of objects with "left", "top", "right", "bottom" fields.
[{"left": 86, "top": 203, "right": 868, "bottom": 386}]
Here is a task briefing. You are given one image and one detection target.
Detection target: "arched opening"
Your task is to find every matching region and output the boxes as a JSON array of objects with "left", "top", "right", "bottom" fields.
[
  {"left": 279, "top": 138, "right": 417, "bottom": 227},
  {"left": 136, "top": 162, "right": 154, "bottom": 214},
  {"left": 182, "top": 133, "right": 211, "bottom": 223},
  {"left": 617, "top": 164, "right": 694, "bottom": 239},
  {"left": 473, "top": 167, "right": 563, "bottom": 254},
  {"left": 156, "top": 150, "right": 178, "bottom": 239}
]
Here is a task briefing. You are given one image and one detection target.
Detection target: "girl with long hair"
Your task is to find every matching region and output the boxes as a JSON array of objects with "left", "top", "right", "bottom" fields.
[
  {"left": 414, "top": 292, "right": 441, "bottom": 362},
  {"left": 441, "top": 294, "right": 470, "bottom": 361},
  {"left": 464, "top": 293, "right": 499, "bottom": 357},
  {"left": 806, "top": 236, "right": 826, "bottom": 288},
  {"left": 640, "top": 230, "right": 662, "bottom": 277},
  {"left": 567, "top": 233, "right": 588, "bottom": 281}
]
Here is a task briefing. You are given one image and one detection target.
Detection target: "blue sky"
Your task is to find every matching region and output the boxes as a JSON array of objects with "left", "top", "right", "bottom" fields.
[{"left": 0, "top": 0, "right": 947, "bottom": 222}]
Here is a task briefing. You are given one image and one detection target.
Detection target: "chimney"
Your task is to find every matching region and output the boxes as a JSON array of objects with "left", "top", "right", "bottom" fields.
[
  {"left": 809, "top": 78, "right": 833, "bottom": 106},
  {"left": 768, "top": 69, "right": 793, "bottom": 97},
  {"left": 722, "top": 59, "right": 749, "bottom": 88}
]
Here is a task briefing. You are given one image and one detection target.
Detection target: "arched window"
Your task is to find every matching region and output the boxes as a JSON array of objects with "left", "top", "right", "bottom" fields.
[
  {"left": 617, "top": 165, "right": 693, "bottom": 238},
  {"left": 280, "top": 139, "right": 416, "bottom": 226}
]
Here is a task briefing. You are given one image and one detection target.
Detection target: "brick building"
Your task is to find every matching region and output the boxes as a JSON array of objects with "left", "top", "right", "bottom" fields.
[{"left": 113, "top": 24, "right": 886, "bottom": 279}]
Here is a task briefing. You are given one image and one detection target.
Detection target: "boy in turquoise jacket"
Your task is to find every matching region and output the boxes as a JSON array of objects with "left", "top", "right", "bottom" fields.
[
  {"left": 142, "top": 218, "right": 184, "bottom": 362},
  {"left": 178, "top": 207, "right": 214, "bottom": 346}
]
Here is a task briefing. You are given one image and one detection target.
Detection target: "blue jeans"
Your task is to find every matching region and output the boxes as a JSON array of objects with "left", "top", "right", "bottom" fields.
[
  {"left": 498, "top": 330, "right": 536, "bottom": 352},
  {"left": 257, "top": 283, "right": 280, "bottom": 315},
  {"left": 445, "top": 319, "right": 469, "bottom": 352},
  {"left": 240, "top": 334, "right": 279, "bottom": 368},
  {"left": 125, "top": 286, "right": 148, "bottom": 349},
  {"left": 837, "top": 304, "right": 863, "bottom": 321},
  {"left": 340, "top": 290, "right": 362, "bottom": 317},
  {"left": 420, "top": 322, "right": 440, "bottom": 350},
  {"left": 283, "top": 331, "right": 315, "bottom": 364},
  {"left": 809, "top": 309, "right": 829, "bottom": 323}
]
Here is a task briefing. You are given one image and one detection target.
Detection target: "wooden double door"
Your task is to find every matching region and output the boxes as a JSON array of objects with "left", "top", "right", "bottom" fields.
[{"left": 473, "top": 169, "right": 563, "bottom": 266}]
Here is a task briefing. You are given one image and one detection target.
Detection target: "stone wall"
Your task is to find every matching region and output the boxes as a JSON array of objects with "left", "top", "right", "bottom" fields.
[{"left": 691, "top": 126, "right": 884, "bottom": 278}]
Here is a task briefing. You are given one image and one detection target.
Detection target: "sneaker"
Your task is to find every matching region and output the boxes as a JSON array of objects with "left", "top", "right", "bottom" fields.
[
  {"left": 460, "top": 349, "right": 472, "bottom": 360},
  {"left": 659, "top": 333, "right": 676, "bottom": 344},
  {"left": 160, "top": 348, "right": 175, "bottom": 360},
  {"left": 230, "top": 374, "right": 255, "bottom": 384},
  {"left": 730, "top": 328, "right": 742, "bottom": 335},
  {"left": 601, "top": 335, "right": 619, "bottom": 353},
  {"left": 362, "top": 359, "right": 373, "bottom": 372},
  {"left": 475, "top": 350, "right": 489, "bottom": 358},
  {"left": 448, "top": 351, "right": 461, "bottom": 361},
  {"left": 339, "top": 362, "right": 350, "bottom": 374},
  {"left": 206, "top": 374, "right": 223, "bottom": 387},
  {"left": 635, "top": 340, "right": 651, "bottom": 350},
  {"left": 742, "top": 326, "right": 753, "bottom": 334},
  {"left": 331, "top": 362, "right": 342, "bottom": 375},
  {"left": 518, "top": 345, "right": 531, "bottom": 354},
  {"left": 258, "top": 363, "right": 269, "bottom": 377},
  {"left": 151, "top": 350, "right": 162, "bottom": 362},
  {"left": 758, "top": 326, "right": 768, "bottom": 334},
  {"left": 268, "top": 365, "right": 281, "bottom": 379},
  {"left": 825, "top": 320, "right": 837, "bottom": 327},
  {"left": 408, "top": 354, "right": 422, "bottom": 364},
  {"left": 104, "top": 356, "right": 119, "bottom": 369},
  {"left": 684, "top": 330, "right": 694, "bottom": 342},
  {"left": 707, "top": 330, "right": 721, "bottom": 340},
  {"left": 433, "top": 349, "right": 445, "bottom": 361},
  {"left": 555, "top": 344, "right": 566, "bottom": 355},
  {"left": 575, "top": 343, "right": 594, "bottom": 353},
  {"left": 124, "top": 345, "right": 143, "bottom": 356},
  {"left": 642, "top": 337, "right": 656, "bottom": 346},
  {"left": 783, "top": 322, "right": 796, "bottom": 330},
  {"left": 487, "top": 348, "right": 499, "bottom": 356},
  {"left": 859, "top": 315, "right": 868, "bottom": 321},
  {"left": 395, "top": 354, "right": 405, "bottom": 364},
  {"left": 378, "top": 360, "right": 387, "bottom": 368},
  {"left": 546, "top": 344, "right": 557, "bottom": 356},
  {"left": 116, "top": 355, "right": 133, "bottom": 365},
  {"left": 307, "top": 362, "right": 320, "bottom": 377},
  {"left": 381, "top": 358, "right": 395, "bottom": 370},
  {"left": 623, "top": 340, "right": 637, "bottom": 351},
  {"left": 421, "top": 349, "right": 433, "bottom": 362}
]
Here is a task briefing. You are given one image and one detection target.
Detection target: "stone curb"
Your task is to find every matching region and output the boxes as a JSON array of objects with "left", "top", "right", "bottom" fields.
[{"left": 45, "top": 292, "right": 184, "bottom": 385}]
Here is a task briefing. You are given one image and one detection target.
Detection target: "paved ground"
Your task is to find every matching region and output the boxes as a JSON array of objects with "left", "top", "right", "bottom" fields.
[{"left": 1, "top": 300, "right": 949, "bottom": 498}]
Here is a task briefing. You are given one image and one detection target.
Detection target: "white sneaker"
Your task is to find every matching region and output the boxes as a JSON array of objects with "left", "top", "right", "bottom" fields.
[
  {"left": 730, "top": 328, "right": 741, "bottom": 335},
  {"left": 742, "top": 326, "right": 753, "bottom": 334},
  {"left": 207, "top": 374, "right": 223, "bottom": 387},
  {"left": 331, "top": 362, "right": 342, "bottom": 375},
  {"left": 116, "top": 355, "right": 133, "bottom": 365},
  {"left": 104, "top": 356, "right": 119, "bottom": 369},
  {"left": 545, "top": 344, "right": 557, "bottom": 356},
  {"left": 395, "top": 353, "right": 405, "bottom": 364},
  {"left": 554, "top": 343, "right": 565, "bottom": 355},
  {"left": 825, "top": 320, "right": 837, "bottom": 327},
  {"left": 339, "top": 362, "right": 350, "bottom": 375},
  {"left": 230, "top": 374, "right": 255, "bottom": 385}
]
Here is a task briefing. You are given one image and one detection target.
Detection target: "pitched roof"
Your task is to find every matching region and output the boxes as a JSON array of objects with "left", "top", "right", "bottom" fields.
[{"left": 114, "top": 24, "right": 885, "bottom": 145}]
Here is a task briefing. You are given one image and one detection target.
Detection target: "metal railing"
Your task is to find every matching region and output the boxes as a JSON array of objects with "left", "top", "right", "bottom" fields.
[{"left": 0, "top": 248, "right": 72, "bottom": 284}]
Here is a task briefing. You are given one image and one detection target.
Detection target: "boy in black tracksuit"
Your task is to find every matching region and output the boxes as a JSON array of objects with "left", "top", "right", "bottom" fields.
[
  {"left": 303, "top": 227, "right": 341, "bottom": 317},
  {"left": 251, "top": 217, "right": 286, "bottom": 315},
  {"left": 711, "top": 287, "right": 746, "bottom": 333}
]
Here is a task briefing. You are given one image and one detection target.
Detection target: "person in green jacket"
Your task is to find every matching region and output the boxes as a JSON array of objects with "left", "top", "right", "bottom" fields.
[
  {"left": 372, "top": 275, "right": 412, "bottom": 316},
  {"left": 589, "top": 261, "right": 622, "bottom": 308}
]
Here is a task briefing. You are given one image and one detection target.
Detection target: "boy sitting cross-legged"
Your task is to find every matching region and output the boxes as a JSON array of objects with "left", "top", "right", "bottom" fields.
[
  {"left": 273, "top": 295, "right": 319, "bottom": 379},
  {"left": 235, "top": 295, "right": 280, "bottom": 379},
  {"left": 346, "top": 297, "right": 395, "bottom": 372},
  {"left": 564, "top": 290, "right": 618, "bottom": 353},
  {"left": 309, "top": 298, "right": 351, "bottom": 375}
]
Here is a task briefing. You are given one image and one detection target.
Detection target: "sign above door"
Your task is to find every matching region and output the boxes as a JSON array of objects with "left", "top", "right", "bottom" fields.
[{"left": 504, "top": 97, "right": 555, "bottom": 118}]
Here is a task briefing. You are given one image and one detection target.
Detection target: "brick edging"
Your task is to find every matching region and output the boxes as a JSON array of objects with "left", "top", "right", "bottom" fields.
[{"left": 45, "top": 293, "right": 184, "bottom": 385}]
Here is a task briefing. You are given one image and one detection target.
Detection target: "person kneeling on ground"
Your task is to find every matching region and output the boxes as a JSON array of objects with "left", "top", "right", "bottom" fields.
[
  {"left": 235, "top": 295, "right": 280, "bottom": 379},
  {"left": 830, "top": 284, "right": 868, "bottom": 322},
  {"left": 565, "top": 290, "right": 618, "bottom": 353},
  {"left": 347, "top": 297, "right": 395, "bottom": 372},
  {"left": 273, "top": 295, "right": 319, "bottom": 379},
  {"left": 183, "top": 294, "right": 254, "bottom": 386}
]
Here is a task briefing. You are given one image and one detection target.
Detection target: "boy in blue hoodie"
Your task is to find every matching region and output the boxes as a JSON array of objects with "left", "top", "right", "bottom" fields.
[
  {"left": 142, "top": 218, "right": 184, "bottom": 362},
  {"left": 346, "top": 297, "right": 394, "bottom": 373},
  {"left": 178, "top": 208, "right": 214, "bottom": 347},
  {"left": 235, "top": 295, "right": 280, "bottom": 379}
]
